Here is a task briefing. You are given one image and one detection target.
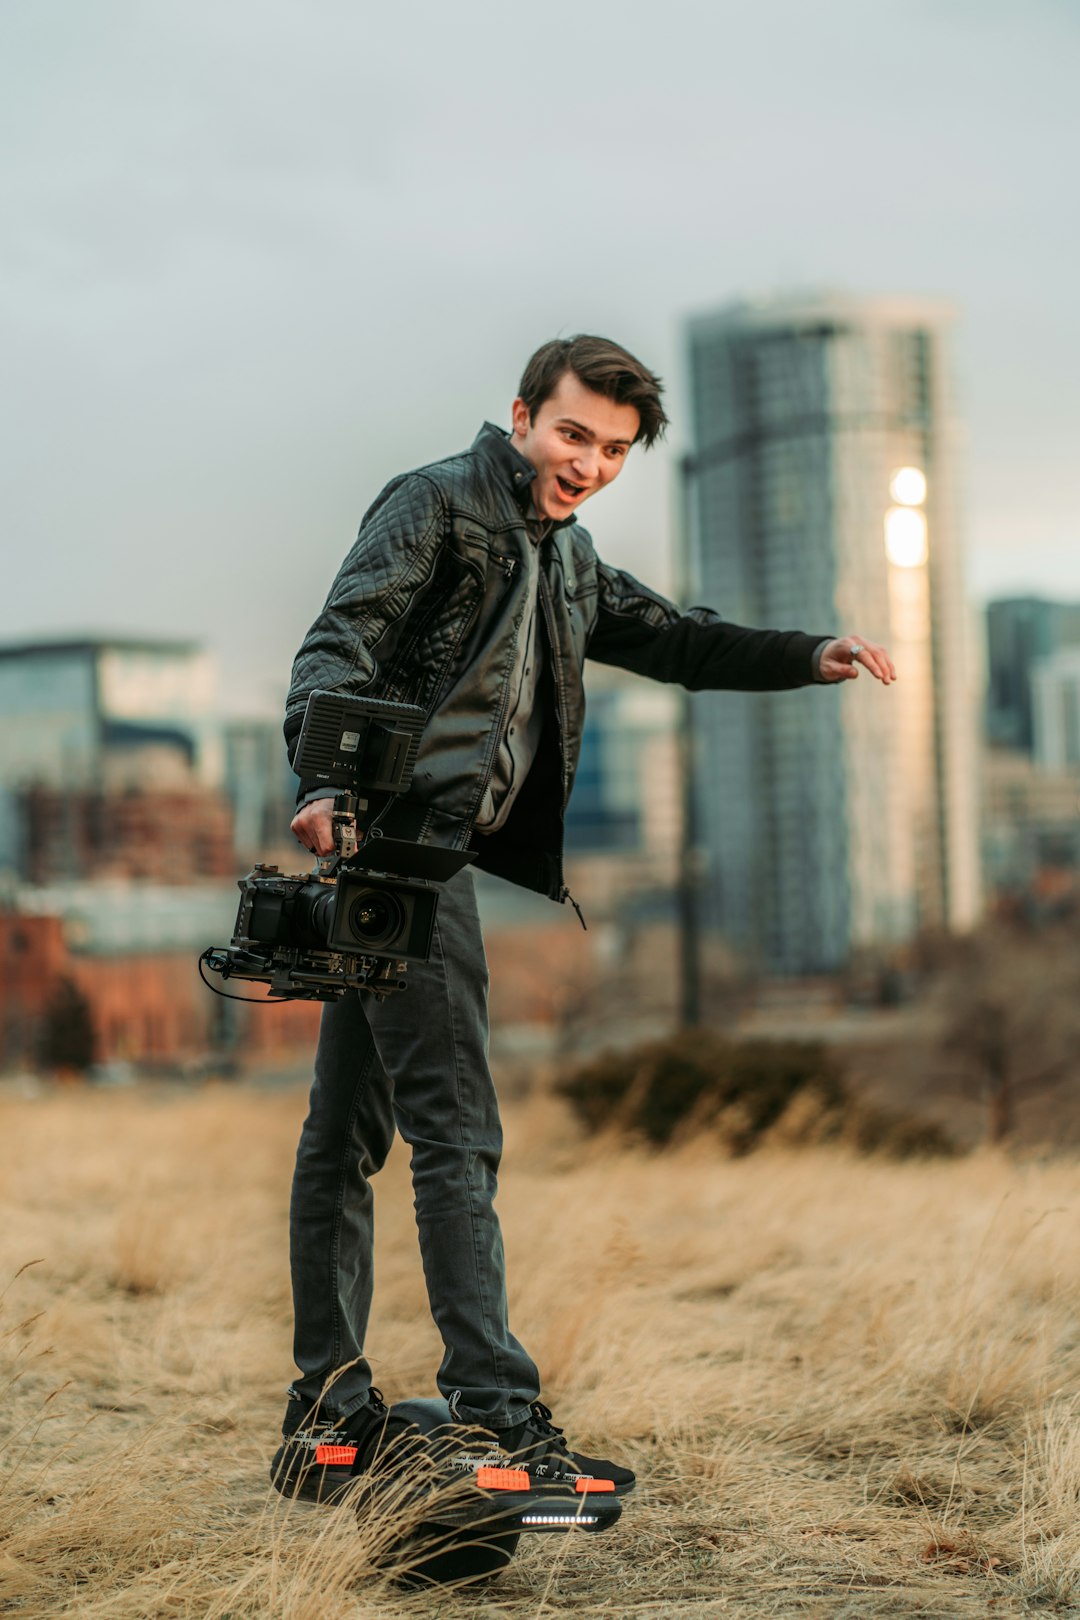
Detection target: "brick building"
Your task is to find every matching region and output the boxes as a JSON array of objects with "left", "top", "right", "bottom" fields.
[
  {"left": 19, "top": 784, "right": 237, "bottom": 886},
  {"left": 0, "top": 891, "right": 321, "bottom": 1073}
]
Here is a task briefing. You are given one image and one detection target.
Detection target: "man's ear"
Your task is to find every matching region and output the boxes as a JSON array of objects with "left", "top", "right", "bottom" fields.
[{"left": 510, "top": 396, "right": 532, "bottom": 441}]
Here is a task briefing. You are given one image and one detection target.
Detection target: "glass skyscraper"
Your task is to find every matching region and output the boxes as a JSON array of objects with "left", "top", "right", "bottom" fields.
[{"left": 684, "top": 293, "right": 981, "bottom": 974}]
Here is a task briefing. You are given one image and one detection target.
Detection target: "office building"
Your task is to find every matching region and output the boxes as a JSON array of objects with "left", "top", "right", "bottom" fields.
[
  {"left": 982, "top": 747, "right": 1080, "bottom": 894},
  {"left": 986, "top": 597, "right": 1080, "bottom": 753},
  {"left": 0, "top": 637, "right": 227, "bottom": 880},
  {"left": 565, "top": 667, "right": 679, "bottom": 860},
  {"left": 223, "top": 717, "right": 300, "bottom": 861},
  {"left": 1032, "top": 648, "right": 1080, "bottom": 772},
  {"left": 0, "top": 637, "right": 221, "bottom": 790},
  {"left": 684, "top": 292, "right": 981, "bottom": 973}
]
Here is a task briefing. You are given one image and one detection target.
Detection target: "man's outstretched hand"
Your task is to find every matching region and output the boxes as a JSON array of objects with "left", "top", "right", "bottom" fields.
[{"left": 819, "top": 636, "right": 897, "bottom": 686}]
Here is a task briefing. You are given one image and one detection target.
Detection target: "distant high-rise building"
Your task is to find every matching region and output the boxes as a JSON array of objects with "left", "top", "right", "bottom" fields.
[
  {"left": 986, "top": 597, "right": 1080, "bottom": 753},
  {"left": 565, "top": 667, "right": 678, "bottom": 859},
  {"left": 684, "top": 293, "right": 981, "bottom": 973},
  {"left": 0, "top": 637, "right": 224, "bottom": 877},
  {"left": 223, "top": 717, "right": 301, "bottom": 860},
  {"left": 1031, "top": 648, "right": 1080, "bottom": 772},
  {"left": 0, "top": 637, "right": 221, "bottom": 792},
  {"left": 982, "top": 747, "right": 1080, "bottom": 894}
]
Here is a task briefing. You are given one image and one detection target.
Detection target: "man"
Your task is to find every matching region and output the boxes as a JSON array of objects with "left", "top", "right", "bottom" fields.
[{"left": 273, "top": 335, "right": 895, "bottom": 1502}]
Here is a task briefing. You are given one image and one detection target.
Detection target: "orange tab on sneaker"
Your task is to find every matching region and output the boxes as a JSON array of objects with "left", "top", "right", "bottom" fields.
[
  {"left": 314, "top": 1444, "right": 358, "bottom": 1466},
  {"left": 575, "top": 1476, "right": 615, "bottom": 1493},
  {"left": 476, "top": 1466, "right": 530, "bottom": 1491}
]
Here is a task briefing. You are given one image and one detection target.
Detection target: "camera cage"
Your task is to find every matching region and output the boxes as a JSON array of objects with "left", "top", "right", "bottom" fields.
[{"left": 199, "top": 691, "right": 474, "bottom": 1003}]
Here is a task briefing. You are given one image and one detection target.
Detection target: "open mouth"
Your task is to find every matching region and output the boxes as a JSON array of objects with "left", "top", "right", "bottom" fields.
[{"left": 556, "top": 476, "right": 586, "bottom": 501}]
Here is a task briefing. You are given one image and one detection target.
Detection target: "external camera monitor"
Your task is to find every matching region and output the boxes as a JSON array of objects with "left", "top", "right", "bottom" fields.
[{"left": 292, "top": 690, "right": 426, "bottom": 794}]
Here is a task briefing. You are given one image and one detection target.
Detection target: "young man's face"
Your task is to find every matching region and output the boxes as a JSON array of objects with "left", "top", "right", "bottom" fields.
[{"left": 510, "top": 370, "right": 640, "bottom": 522}]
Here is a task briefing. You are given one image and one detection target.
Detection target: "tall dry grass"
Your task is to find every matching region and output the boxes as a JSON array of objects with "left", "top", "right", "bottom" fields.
[{"left": 1, "top": 1078, "right": 1079, "bottom": 1616}]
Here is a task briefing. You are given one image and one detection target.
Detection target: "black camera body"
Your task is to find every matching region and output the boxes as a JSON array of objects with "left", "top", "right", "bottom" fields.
[{"left": 200, "top": 692, "right": 473, "bottom": 1003}]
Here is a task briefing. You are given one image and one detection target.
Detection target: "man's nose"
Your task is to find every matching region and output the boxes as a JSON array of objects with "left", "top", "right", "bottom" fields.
[{"left": 571, "top": 446, "right": 600, "bottom": 481}]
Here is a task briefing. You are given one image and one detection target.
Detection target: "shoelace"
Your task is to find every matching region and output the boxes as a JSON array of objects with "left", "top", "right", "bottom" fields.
[{"left": 526, "top": 1401, "right": 566, "bottom": 1442}]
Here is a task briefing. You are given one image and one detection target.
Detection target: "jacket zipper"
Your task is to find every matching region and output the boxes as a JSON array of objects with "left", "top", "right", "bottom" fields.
[
  {"left": 537, "top": 574, "right": 570, "bottom": 801},
  {"left": 537, "top": 571, "right": 578, "bottom": 905}
]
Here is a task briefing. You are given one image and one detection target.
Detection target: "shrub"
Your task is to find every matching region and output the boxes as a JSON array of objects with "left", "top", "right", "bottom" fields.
[{"left": 556, "top": 1030, "right": 955, "bottom": 1159}]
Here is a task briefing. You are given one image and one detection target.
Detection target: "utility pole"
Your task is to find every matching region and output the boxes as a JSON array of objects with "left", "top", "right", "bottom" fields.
[{"left": 675, "top": 453, "right": 703, "bottom": 1028}]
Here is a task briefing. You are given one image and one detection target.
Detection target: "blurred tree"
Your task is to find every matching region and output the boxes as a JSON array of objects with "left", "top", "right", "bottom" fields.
[
  {"left": 39, "top": 978, "right": 96, "bottom": 1073},
  {"left": 938, "top": 927, "right": 1080, "bottom": 1144}
]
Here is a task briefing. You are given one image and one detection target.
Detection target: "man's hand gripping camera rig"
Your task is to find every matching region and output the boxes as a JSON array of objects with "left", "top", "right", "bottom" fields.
[{"left": 200, "top": 691, "right": 474, "bottom": 1004}]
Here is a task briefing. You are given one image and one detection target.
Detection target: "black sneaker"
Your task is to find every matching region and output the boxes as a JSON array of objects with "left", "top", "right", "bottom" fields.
[
  {"left": 270, "top": 1387, "right": 420, "bottom": 1504},
  {"left": 491, "top": 1401, "right": 636, "bottom": 1496}
]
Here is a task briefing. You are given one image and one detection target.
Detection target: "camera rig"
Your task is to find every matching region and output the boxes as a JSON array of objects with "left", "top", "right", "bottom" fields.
[{"left": 199, "top": 692, "right": 474, "bottom": 1003}]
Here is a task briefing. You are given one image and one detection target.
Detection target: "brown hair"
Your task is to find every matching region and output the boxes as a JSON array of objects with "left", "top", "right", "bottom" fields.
[{"left": 517, "top": 335, "right": 669, "bottom": 450}]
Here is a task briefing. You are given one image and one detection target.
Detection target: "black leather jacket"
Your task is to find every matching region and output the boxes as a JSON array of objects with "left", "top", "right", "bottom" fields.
[{"left": 285, "top": 423, "right": 827, "bottom": 901}]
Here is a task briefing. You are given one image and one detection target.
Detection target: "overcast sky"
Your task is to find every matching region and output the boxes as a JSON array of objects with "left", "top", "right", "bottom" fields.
[{"left": 3, "top": 0, "right": 1077, "bottom": 712}]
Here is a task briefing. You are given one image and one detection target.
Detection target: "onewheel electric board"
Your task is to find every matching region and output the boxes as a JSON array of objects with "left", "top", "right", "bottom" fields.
[{"left": 377, "top": 1398, "right": 624, "bottom": 1586}]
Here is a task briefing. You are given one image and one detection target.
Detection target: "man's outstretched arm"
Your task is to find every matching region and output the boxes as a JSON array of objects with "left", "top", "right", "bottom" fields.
[{"left": 586, "top": 561, "right": 895, "bottom": 691}]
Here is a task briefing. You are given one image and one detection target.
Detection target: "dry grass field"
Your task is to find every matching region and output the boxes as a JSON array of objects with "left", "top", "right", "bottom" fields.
[{"left": 2, "top": 1078, "right": 1080, "bottom": 1618}]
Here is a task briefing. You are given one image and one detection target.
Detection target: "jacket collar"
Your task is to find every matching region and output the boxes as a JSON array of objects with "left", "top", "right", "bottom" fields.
[{"left": 471, "top": 421, "right": 577, "bottom": 529}]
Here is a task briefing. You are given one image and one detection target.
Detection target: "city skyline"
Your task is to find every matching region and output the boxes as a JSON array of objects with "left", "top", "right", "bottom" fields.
[{"left": 2, "top": 2, "right": 1078, "bottom": 713}]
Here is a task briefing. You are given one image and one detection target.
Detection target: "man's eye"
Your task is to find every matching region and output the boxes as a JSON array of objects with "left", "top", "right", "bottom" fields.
[{"left": 561, "top": 429, "right": 581, "bottom": 442}]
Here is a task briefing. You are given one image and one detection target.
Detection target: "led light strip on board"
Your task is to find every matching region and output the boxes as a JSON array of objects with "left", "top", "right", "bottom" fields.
[{"left": 520, "top": 1513, "right": 599, "bottom": 1526}]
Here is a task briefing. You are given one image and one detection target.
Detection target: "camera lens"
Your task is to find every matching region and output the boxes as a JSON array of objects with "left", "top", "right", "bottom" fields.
[{"left": 347, "top": 888, "right": 406, "bottom": 951}]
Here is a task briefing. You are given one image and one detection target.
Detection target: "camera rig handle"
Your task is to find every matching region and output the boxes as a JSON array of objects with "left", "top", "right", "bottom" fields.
[{"left": 331, "top": 790, "right": 361, "bottom": 861}]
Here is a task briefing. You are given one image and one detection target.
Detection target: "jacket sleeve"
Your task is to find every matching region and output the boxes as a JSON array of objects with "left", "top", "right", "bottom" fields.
[
  {"left": 283, "top": 471, "right": 446, "bottom": 777},
  {"left": 586, "top": 560, "right": 831, "bottom": 692}
]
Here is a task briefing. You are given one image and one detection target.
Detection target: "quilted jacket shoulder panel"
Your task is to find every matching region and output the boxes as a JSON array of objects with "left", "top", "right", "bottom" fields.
[{"left": 286, "top": 472, "right": 447, "bottom": 718}]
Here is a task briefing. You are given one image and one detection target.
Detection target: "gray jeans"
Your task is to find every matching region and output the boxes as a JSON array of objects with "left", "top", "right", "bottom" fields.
[{"left": 288, "top": 865, "right": 538, "bottom": 1429}]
